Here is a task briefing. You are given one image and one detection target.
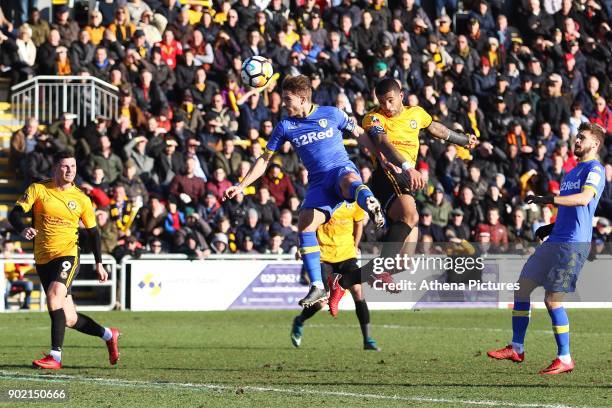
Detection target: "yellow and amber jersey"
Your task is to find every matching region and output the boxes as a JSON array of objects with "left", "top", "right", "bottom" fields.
[
  {"left": 362, "top": 106, "right": 432, "bottom": 167},
  {"left": 16, "top": 180, "right": 97, "bottom": 264},
  {"left": 317, "top": 202, "right": 365, "bottom": 263}
]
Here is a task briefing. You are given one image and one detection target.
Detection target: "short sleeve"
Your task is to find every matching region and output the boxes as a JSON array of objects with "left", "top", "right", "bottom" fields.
[
  {"left": 362, "top": 112, "right": 385, "bottom": 137},
  {"left": 353, "top": 206, "right": 366, "bottom": 223},
  {"left": 265, "top": 121, "right": 285, "bottom": 153},
  {"left": 335, "top": 108, "right": 355, "bottom": 132},
  {"left": 15, "top": 183, "right": 39, "bottom": 213},
  {"left": 583, "top": 164, "right": 604, "bottom": 195},
  {"left": 80, "top": 196, "right": 97, "bottom": 229},
  {"left": 415, "top": 106, "right": 433, "bottom": 128}
]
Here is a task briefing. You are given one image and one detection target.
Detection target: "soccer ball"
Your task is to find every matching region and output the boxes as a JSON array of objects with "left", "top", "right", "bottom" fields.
[{"left": 241, "top": 56, "right": 274, "bottom": 89}]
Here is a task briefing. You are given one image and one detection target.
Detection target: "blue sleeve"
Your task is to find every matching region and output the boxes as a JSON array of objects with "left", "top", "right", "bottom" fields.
[
  {"left": 266, "top": 121, "right": 285, "bottom": 153},
  {"left": 584, "top": 163, "right": 605, "bottom": 194},
  {"left": 335, "top": 107, "right": 355, "bottom": 133}
]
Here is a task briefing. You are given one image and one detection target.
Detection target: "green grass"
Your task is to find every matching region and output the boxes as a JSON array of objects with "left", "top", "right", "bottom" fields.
[{"left": 0, "top": 309, "right": 611, "bottom": 407}]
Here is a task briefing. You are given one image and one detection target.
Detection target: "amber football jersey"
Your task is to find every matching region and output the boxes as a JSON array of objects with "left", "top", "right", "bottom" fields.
[
  {"left": 317, "top": 202, "right": 365, "bottom": 263},
  {"left": 16, "top": 180, "right": 96, "bottom": 264},
  {"left": 362, "top": 106, "right": 432, "bottom": 167}
]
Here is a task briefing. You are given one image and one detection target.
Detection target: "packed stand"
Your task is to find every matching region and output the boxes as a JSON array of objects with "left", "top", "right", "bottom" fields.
[{"left": 1, "top": 0, "right": 611, "bottom": 260}]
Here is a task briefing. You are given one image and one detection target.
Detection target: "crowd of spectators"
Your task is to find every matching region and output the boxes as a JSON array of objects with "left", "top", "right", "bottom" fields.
[{"left": 1, "top": 0, "right": 611, "bottom": 259}]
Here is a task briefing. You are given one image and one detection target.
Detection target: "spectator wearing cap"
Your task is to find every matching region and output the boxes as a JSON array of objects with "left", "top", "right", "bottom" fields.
[
  {"left": 487, "top": 95, "right": 513, "bottom": 140},
  {"left": 118, "top": 159, "right": 149, "bottom": 203},
  {"left": 424, "top": 183, "right": 453, "bottom": 228},
  {"left": 560, "top": 53, "right": 584, "bottom": 99},
  {"left": 472, "top": 57, "right": 497, "bottom": 101},
  {"left": 128, "top": 29, "right": 150, "bottom": 60},
  {"left": 453, "top": 35, "right": 480, "bottom": 75},
  {"left": 419, "top": 206, "right": 446, "bottom": 242},
  {"left": 86, "top": 135, "right": 124, "bottom": 184},
  {"left": 223, "top": 188, "right": 249, "bottom": 228},
  {"left": 168, "top": 5, "right": 194, "bottom": 44},
  {"left": 49, "top": 112, "right": 78, "bottom": 155},
  {"left": 536, "top": 73, "right": 570, "bottom": 133},
  {"left": 199, "top": 191, "right": 225, "bottom": 225},
  {"left": 515, "top": 99, "right": 536, "bottom": 135},
  {"left": 28, "top": 8, "right": 50, "bottom": 47},
  {"left": 423, "top": 34, "right": 452, "bottom": 71},
  {"left": 445, "top": 208, "right": 471, "bottom": 241},
  {"left": 490, "top": 74, "right": 517, "bottom": 114},
  {"left": 447, "top": 56, "right": 472, "bottom": 96},
  {"left": 236, "top": 208, "right": 269, "bottom": 253},
  {"left": 108, "top": 5, "right": 136, "bottom": 45},
  {"left": 262, "top": 162, "right": 296, "bottom": 208},
  {"left": 52, "top": 5, "right": 80, "bottom": 47},
  {"left": 305, "top": 10, "right": 326, "bottom": 49},
  {"left": 70, "top": 29, "right": 95, "bottom": 74}
]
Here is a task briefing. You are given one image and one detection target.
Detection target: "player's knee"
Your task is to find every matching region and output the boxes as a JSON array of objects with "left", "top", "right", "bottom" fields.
[
  {"left": 544, "top": 299, "right": 562, "bottom": 310},
  {"left": 65, "top": 314, "right": 77, "bottom": 328},
  {"left": 398, "top": 212, "right": 418, "bottom": 228}
]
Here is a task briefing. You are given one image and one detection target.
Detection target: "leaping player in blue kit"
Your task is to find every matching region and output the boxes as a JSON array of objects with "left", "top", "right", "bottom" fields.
[
  {"left": 487, "top": 123, "right": 606, "bottom": 375},
  {"left": 223, "top": 75, "right": 384, "bottom": 307}
]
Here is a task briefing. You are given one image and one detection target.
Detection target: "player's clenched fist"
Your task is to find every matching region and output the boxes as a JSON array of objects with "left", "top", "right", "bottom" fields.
[
  {"left": 466, "top": 134, "right": 479, "bottom": 149},
  {"left": 21, "top": 227, "right": 37, "bottom": 240},
  {"left": 405, "top": 167, "right": 425, "bottom": 191},
  {"left": 223, "top": 185, "right": 243, "bottom": 201}
]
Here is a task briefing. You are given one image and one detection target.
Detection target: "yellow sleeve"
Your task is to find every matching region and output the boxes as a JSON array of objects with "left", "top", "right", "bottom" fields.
[
  {"left": 353, "top": 206, "right": 366, "bottom": 223},
  {"left": 362, "top": 112, "right": 385, "bottom": 132},
  {"left": 415, "top": 106, "right": 433, "bottom": 128},
  {"left": 80, "top": 196, "right": 97, "bottom": 229},
  {"left": 15, "top": 183, "right": 39, "bottom": 213}
]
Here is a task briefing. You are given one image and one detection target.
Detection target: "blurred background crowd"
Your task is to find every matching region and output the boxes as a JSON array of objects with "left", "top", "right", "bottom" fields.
[{"left": 0, "top": 0, "right": 610, "bottom": 260}]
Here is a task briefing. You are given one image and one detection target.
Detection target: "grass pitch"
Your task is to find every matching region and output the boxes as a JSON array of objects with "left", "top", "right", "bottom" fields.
[{"left": 0, "top": 309, "right": 610, "bottom": 407}]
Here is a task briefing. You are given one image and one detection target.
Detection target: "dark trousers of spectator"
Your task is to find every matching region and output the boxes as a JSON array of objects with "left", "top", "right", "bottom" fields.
[{"left": 4, "top": 279, "right": 33, "bottom": 309}]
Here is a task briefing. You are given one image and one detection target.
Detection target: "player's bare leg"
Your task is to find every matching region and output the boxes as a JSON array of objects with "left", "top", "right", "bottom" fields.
[
  {"left": 64, "top": 295, "right": 121, "bottom": 365},
  {"left": 297, "top": 209, "right": 328, "bottom": 307}
]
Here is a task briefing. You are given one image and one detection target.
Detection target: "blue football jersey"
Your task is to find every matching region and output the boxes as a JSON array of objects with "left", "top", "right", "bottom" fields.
[
  {"left": 265, "top": 106, "right": 355, "bottom": 177},
  {"left": 549, "top": 159, "right": 605, "bottom": 243}
]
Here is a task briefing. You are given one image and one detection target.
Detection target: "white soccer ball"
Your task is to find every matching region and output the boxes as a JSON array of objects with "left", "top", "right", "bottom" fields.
[{"left": 241, "top": 56, "right": 274, "bottom": 89}]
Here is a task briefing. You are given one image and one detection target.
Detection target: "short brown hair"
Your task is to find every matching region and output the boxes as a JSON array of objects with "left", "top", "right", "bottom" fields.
[
  {"left": 282, "top": 75, "right": 312, "bottom": 101},
  {"left": 578, "top": 122, "right": 605, "bottom": 151}
]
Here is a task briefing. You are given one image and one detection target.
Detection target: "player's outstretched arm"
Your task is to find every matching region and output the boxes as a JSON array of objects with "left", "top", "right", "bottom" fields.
[
  {"left": 426, "top": 121, "right": 478, "bottom": 148},
  {"left": 526, "top": 189, "right": 595, "bottom": 207},
  {"left": 223, "top": 150, "right": 273, "bottom": 201},
  {"left": 8, "top": 205, "right": 37, "bottom": 240}
]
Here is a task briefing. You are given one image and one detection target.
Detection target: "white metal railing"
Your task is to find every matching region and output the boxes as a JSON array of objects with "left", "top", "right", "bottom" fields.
[
  {"left": 11, "top": 75, "right": 119, "bottom": 126},
  {"left": 1, "top": 254, "right": 117, "bottom": 312}
]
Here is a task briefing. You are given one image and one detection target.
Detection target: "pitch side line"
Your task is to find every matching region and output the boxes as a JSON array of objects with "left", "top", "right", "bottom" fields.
[{"left": 0, "top": 371, "right": 592, "bottom": 408}]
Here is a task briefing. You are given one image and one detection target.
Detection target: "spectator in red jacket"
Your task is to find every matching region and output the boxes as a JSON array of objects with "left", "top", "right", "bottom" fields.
[
  {"left": 262, "top": 162, "right": 296, "bottom": 208},
  {"left": 155, "top": 29, "right": 182, "bottom": 70},
  {"left": 206, "top": 167, "right": 232, "bottom": 202},
  {"left": 589, "top": 96, "right": 611, "bottom": 134},
  {"left": 169, "top": 156, "right": 207, "bottom": 208},
  {"left": 476, "top": 207, "right": 509, "bottom": 253}
]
